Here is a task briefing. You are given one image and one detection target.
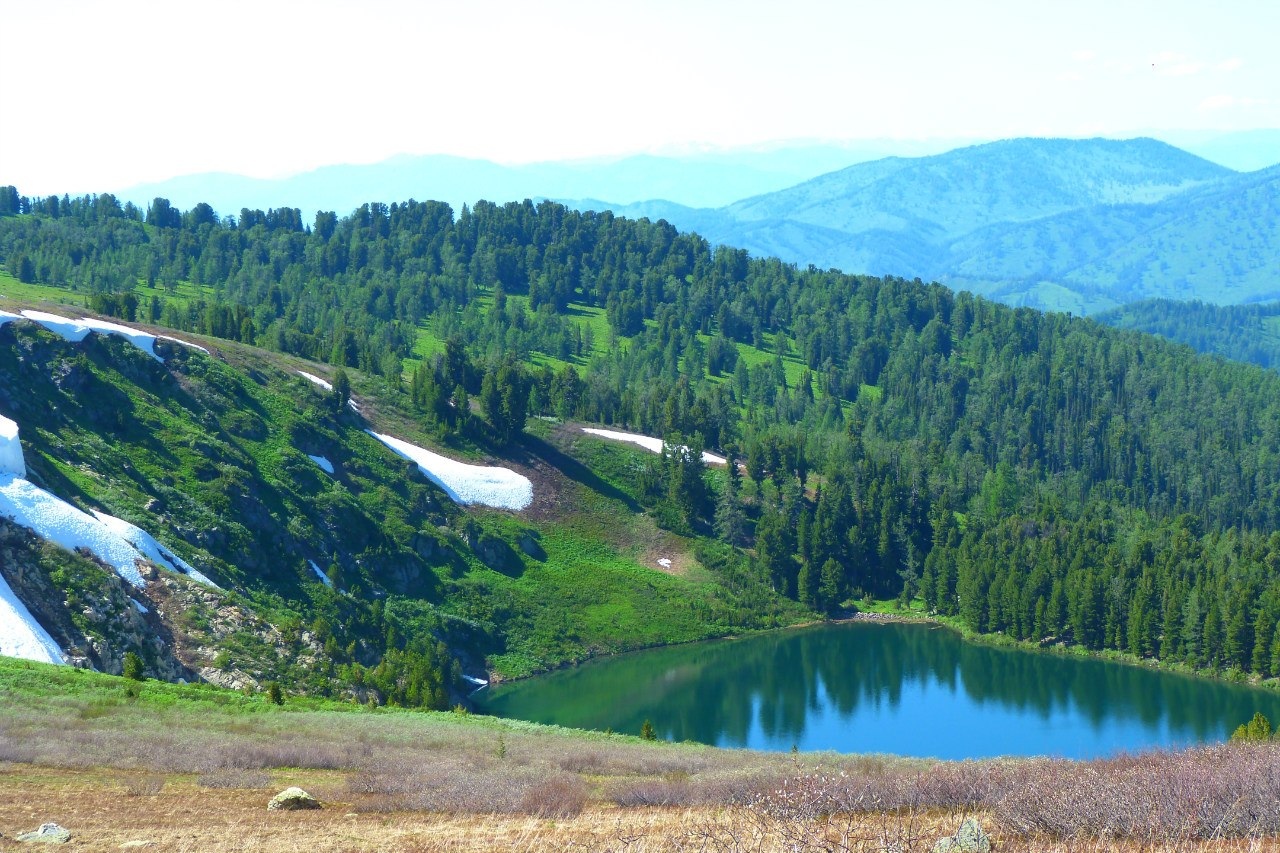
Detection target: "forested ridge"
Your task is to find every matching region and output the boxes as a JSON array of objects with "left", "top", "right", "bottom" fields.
[
  {"left": 6, "top": 185, "right": 1280, "bottom": 677},
  {"left": 1097, "top": 297, "right": 1280, "bottom": 371}
]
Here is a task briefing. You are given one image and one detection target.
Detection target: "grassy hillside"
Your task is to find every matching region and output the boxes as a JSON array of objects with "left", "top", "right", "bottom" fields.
[{"left": 0, "top": 292, "right": 805, "bottom": 699}]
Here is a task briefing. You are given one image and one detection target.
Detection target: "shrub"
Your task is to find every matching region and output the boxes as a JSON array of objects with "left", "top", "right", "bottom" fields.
[
  {"left": 1231, "top": 711, "right": 1273, "bottom": 742},
  {"left": 518, "top": 775, "right": 588, "bottom": 818}
]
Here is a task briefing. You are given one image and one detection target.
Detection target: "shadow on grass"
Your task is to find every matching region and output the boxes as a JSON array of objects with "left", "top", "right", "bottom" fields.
[{"left": 512, "top": 433, "right": 642, "bottom": 514}]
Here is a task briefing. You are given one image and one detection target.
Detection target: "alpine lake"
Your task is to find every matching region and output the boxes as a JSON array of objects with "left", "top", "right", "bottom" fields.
[{"left": 476, "top": 621, "right": 1280, "bottom": 760}]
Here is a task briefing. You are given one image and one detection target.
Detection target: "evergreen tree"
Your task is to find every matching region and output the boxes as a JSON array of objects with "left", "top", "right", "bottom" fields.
[
  {"left": 122, "top": 651, "right": 145, "bottom": 681},
  {"left": 331, "top": 368, "right": 352, "bottom": 412}
]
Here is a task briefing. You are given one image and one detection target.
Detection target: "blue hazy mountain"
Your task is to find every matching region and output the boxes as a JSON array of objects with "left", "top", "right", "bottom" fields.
[
  {"left": 116, "top": 140, "right": 973, "bottom": 216},
  {"left": 571, "top": 138, "right": 1278, "bottom": 314}
]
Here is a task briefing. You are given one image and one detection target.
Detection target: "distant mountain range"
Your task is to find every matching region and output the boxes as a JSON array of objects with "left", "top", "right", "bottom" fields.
[
  {"left": 116, "top": 139, "right": 975, "bottom": 216},
  {"left": 117, "top": 132, "right": 1280, "bottom": 315},
  {"left": 570, "top": 138, "right": 1280, "bottom": 314}
]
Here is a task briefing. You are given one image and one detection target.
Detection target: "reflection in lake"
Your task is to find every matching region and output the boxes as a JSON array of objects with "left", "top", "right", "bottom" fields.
[{"left": 479, "top": 622, "right": 1280, "bottom": 759}]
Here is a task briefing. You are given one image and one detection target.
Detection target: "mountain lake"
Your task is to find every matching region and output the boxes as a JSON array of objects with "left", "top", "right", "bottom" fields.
[{"left": 477, "top": 621, "right": 1280, "bottom": 759}]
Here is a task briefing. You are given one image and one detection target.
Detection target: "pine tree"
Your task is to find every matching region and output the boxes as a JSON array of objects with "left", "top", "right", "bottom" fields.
[
  {"left": 123, "top": 651, "right": 145, "bottom": 681},
  {"left": 714, "top": 451, "right": 746, "bottom": 546},
  {"left": 332, "top": 368, "right": 351, "bottom": 412}
]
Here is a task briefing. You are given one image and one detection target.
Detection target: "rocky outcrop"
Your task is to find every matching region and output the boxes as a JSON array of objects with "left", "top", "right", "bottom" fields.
[
  {"left": 933, "top": 818, "right": 991, "bottom": 853},
  {"left": 0, "top": 518, "right": 194, "bottom": 680},
  {"left": 16, "top": 823, "right": 72, "bottom": 843},
  {"left": 267, "top": 787, "right": 321, "bottom": 811}
]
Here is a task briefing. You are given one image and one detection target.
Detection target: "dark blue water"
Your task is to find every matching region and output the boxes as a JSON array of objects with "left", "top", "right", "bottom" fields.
[{"left": 478, "top": 622, "right": 1280, "bottom": 759}]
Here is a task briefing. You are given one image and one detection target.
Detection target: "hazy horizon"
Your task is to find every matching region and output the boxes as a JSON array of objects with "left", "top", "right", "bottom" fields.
[{"left": 3, "top": 0, "right": 1278, "bottom": 196}]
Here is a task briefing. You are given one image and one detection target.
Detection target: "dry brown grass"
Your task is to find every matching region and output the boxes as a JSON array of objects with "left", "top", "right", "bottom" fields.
[
  {"left": 7, "top": 681, "right": 1280, "bottom": 851},
  {"left": 4, "top": 768, "right": 1280, "bottom": 852}
]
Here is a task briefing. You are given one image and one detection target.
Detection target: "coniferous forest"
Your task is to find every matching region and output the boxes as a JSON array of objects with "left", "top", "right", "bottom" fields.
[{"left": 8, "top": 186, "right": 1280, "bottom": 677}]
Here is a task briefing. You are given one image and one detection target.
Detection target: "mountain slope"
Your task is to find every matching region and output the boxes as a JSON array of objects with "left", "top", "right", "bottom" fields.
[
  {"left": 567, "top": 137, "right": 1273, "bottom": 312},
  {"left": 941, "top": 164, "right": 1280, "bottom": 309},
  {"left": 1095, "top": 298, "right": 1280, "bottom": 370},
  {"left": 0, "top": 304, "right": 799, "bottom": 693}
]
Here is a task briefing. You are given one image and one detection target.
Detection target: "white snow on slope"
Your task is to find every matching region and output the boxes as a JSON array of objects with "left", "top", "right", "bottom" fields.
[
  {"left": 0, "top": 476, "right": 147, "bottom": 587},
  {"left": 298, "top": 370, "right": 332, "bottom": 391},
  {"left": 0, "top": 475, "right": 217, "bottom": 589},
  {"left": 0, "top": 569, "right": 66, "bottom": 665},
  {"left": 308, "top": 559, "right": 333, "bottom": 587},
  {"left": 0, "top": 416, "right": 216, "bottom": 589},
  {"left": 159, "top": 335, "right": 209, "bottom": 354},
  {"left": 16, "top": 310, "right": 205, "bottom": 361},
  {"left": 366, "top": 430, "right": 533, "bottom": 511},
  {"left": 91, "top": 510, "right": 217, "bottom": 588},
  {"left": 0, "top": 310, "right": 20, "bottom": 326},
  {"left": 297, "top": 371, "right": 360, "bottom": 411},
  {"left": 307, "top": 455, "right": 334, "bottom": 475},
  {"left": 0, "top": 415, "right": 25, "bottom": 478},
  {"left": 21, "top": 310, "right": 164, "bottom": 362},
  {"left": 581, "top": 428, "right": 727, "bottom": 465}
]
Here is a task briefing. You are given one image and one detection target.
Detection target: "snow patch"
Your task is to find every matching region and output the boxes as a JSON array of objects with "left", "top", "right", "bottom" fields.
[
  {"left": 131, "top": 598, "right": 149, "bottom": 615},
  {"left": 582, "top": 428, "right": 727, "bottom": 465},
  {"left": 297, "top": 371, "right": 361, "bottom": 411},
  {"left": 462, "top": 674, "right": 488, "bottom": 687},
  {"left": 0, "top": 476, "right": 216, "bottom": 590},
  {"left": 307, "top": 455, "right": 334, "bottom": 475},
  {"left": 308, "top": 559, "right": 333, "bottom": 587},
  {"left": 158, "top": 335, "right": 209, "bottom": 354},
  {"left": 91, "top": 510, "right": 218, "bottom": 588},
  {"left": 21, "top": 310, "right": 162, "bottom": 362},
  {"left": 16, "top": 310, "right": 203, "bottom": 363},
  {"left": 297, "top": 370, "right": 332, "bottom": 391},
  {"left": 0, "top": 310, "right": 20, "bottom": 327},
  {"left": 0, "top": 569, "right": 66, "bottom": 665},
  {"left": 0, "top": 415, "right": 24, "bottom": 478},
  {"left": 657, "top": 558, "right": 672, "bottom": 569},
  {"left": 366, "top": 430, "right": 533, "bottom": 511}
]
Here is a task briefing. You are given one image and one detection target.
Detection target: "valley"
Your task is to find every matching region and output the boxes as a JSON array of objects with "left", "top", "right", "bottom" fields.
[{"left": 2, "top": 177, "right": 1280, "bottom": 848}]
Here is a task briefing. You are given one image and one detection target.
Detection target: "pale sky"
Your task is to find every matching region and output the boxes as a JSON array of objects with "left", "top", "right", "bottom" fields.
[{"left": 2, "top": 0, "right": 1277, "bottom": 196}]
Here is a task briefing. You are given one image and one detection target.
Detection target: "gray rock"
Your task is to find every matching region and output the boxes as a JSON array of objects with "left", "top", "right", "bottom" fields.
[
  {"left": 932, "top": 817, "right": 991, "bottom": 853},
  {"left": 16, "top": 823, "right": 72, "bottom": 844},
  {"left": 267, "top": 786, "right": 321, "bottom": 811}
]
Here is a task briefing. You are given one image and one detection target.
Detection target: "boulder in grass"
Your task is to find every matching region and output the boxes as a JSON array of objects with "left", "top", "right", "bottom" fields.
[
  {"left": 16, "top": 823, "right": 72, "bottom": 843},
  {"left": 267, "top": 786, "right": 321, "bottom": 811},
  {"left": 932, "top": 817, "right": 991, "bottom": 853}
]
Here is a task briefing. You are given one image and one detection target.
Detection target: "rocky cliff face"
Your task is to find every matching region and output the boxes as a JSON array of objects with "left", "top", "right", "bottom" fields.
[{"left": 0, "top": 518, "right": 192, "bottom": 680}]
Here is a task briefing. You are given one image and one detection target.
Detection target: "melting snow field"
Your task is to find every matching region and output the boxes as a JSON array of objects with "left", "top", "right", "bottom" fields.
[
  {"left": 308, "top": 559, "right": 333, "bottom": 587},
  {"left": 0, "top": 415, "right": 216, "bottom": 590},
  {"left": 298, "top": 370, "right": 332, "bottom": 391},
  {"left": 10, "top": 310, "right": 207, "bottom": 361},
  {"left": 0, "top": 569, "right": 66, "bottom": 665},
  {"left": 307, "top": 455, "right": 335, "bottom": 475},
  {"left": 91, "top": 510, "right": 217, "bottom": 588},
  {"left": 0, "top": 475, "right": 216, "bottom": 589},
  {"left": 297, "top": 371, "right": 361, "bottom": 411},
  {"left": 581, "top": 428, "right": 727, "bottom": 465},
  {"left": 366, "top": 430, "right": 533, "bottom": 511},
  {"left": 0, "top": 415, "right": 24, "bottom": 477}
]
